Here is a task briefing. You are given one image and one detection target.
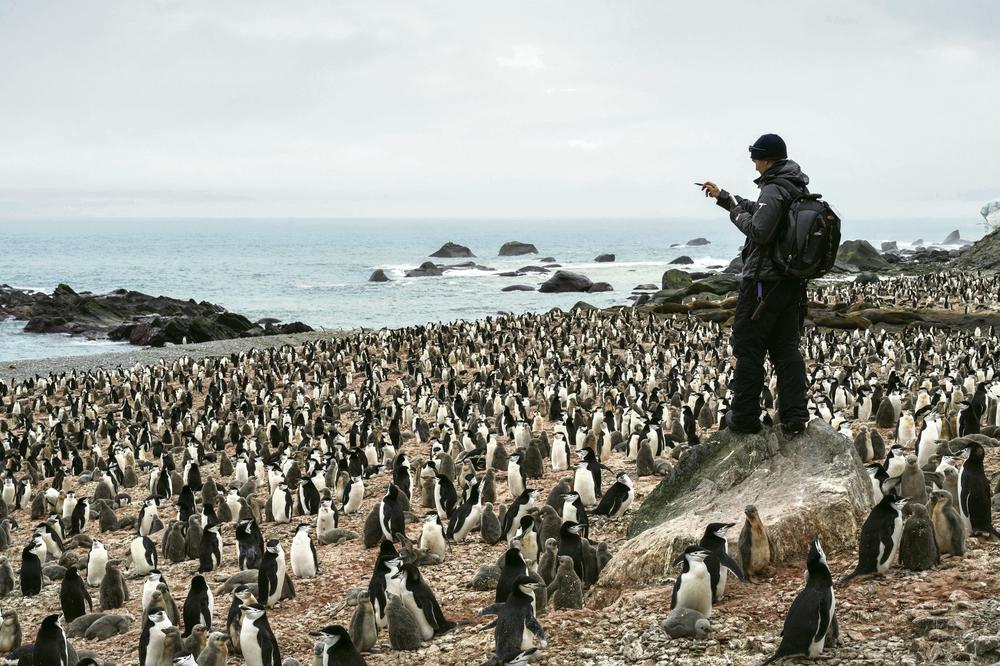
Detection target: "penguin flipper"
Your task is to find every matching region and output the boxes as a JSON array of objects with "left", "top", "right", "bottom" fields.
[
  {"left": 721, "top": 553, "right": 745, "bottom": 581},
  {"left": 525, "top": 615, "right": 546, "bottom": 642},
  {"left": 479, "top": 603, "right": 504, "bottom": 617}
]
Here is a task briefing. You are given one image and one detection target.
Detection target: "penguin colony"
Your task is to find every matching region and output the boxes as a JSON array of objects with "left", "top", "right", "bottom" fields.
[{"left": 0, "top": 271, "right": 997, "bottom": 665}]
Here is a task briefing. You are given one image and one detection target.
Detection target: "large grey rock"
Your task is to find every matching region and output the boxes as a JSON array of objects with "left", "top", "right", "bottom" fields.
[
  {"left": 404, "top": 261, "right": 444, "bottom": 277},
  {"left": 594, "top": 253, "right": 615, "bottom": 262},
  {"left": 538, "top": 271, "right": 593, "bottom": 293},
  {"left": 590, "top": 420, "right": 871, "bottom": 607},
  {"left": 498, "top": 241, "right": 538, "bottom": 256},
  {"left": 836, "top": 239, "right": 890, "bottom": 271},
  {"left": 502, "top": 284, "right": 536, "bottom": 292},
  {"left": 881, "top": 241, "right": 898, "bottom": 252},
  {"left": 669, "top": 255, "right": 694, "bottom": 265},
  {"left": 430, "top": 242, "right": 474, "bottom": 258},
  {"left": 686, "top": 237, "right": 710, "bottom": 246},
  {"left": 661, "top": 269, "right": 692, "bottom": 290},
  {"left": 941, "top": 229, "right": 971, "bottom": 245},
  {"left": 650, "top": 274, "right": 739, "bottom": 304},
  {"left": 368, "top": 269, "right": 391, "bottom": 282}
]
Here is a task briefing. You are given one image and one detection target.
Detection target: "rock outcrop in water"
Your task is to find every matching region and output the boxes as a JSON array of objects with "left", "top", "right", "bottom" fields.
[
  {"left": 368, "top": 269, "right": 391, "bottom": 282},
  {"left": 537, "top": 270, "right": 611, "bottom": 293},
  {"left": 591, "top": 420, "right": 871, "bottom": 607},
  {"left": 594, "top": 253, "right": 615, "bottom": 262},
  {"left": 498, "top": 241, "right": 538, "bottom": 256},
  {"left": 836, "top": 239, "right": 890, "bottom": 271},
  {"left": 0, "top": 283, "right": 312, "bottom": 347},
  {"left": 430, "top": 241, "right": 474, "bottom": 258}
]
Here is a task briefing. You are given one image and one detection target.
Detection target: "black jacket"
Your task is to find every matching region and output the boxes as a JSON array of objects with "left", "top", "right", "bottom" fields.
[{"left": 717, "top": 159, "right": 809, "bottom": 281}]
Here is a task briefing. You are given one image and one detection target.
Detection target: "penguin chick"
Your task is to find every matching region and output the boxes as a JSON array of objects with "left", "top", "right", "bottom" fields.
[
  {"left": 737, "top": 505, "right": 772, "bottom": 583},
  {"left": 899, "top": 503, "right": 938, "bottom": 571},
  {"left": 929, "top": 489, "right": 966, "bottom": 557},
  {"left": 546, "top": 556, "right": 583, "bottom": 610}
]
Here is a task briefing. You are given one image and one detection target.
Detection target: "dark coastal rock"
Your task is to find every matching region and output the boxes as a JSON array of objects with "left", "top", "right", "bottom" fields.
[
  {"left": 661, "top": 269, "right": 692, "bottom": 290},
  {"left": 498, "top": 241, "right": 538, "bottom": 256},
  {"left": 502, "top": 285, "right": 536, "bottom": 292},
  {"left": 650, "top": 273, "right": 739, "bottom": 305},
  {"left": 881, "top": 241, "right": 898, "bottom": 252},
  {"left": 854, "top": 272, "right": 878, "bottom": 285},
  {"left": 404, "top": 261, "right": 444, "bottom": 278},
  {"left": 724, "top": 254, "right": 744, "bottom": 274},
  {"left": 429, "top": 242, "right": 474, "bottom": 258},
  {"left": 538, "top": 271, "right": 593, "bottom": 293},
  {"left": 587, "top": 282, "right": 613, "bottom": 293},
  {"left": 836, "top": 239, "right": 890, "bottom": 271},
  {"left": 368, "top": 269, "right": 391, "bottom": 282},
  {"left": 0, "top": 283, "right": 313, "bottom": 348},
  {"left": 517, "top": 266, "right": 550, "bottom": 274},
  {"left": 593, "top": 254, "right": 615, "bottom": 263},
  {"left": 539, "top": 256, "right": 556, "bottom": 262},
  {"left": 633, "top": 284, "right": 658, "bottom": 291},
  {"left": 686, "top": 237, "right": 710, "bottom": 246},
  {"left": 669, "top": 255, "right": 694, "bottom": 265},
  {"left": 443, "top": 261, "right": 495, "bottom": 271},
  {"left": 953, "top": 227, "right": 1000, "bottom": 271},
  {"left": 941, "top": 229, "right": 971, "bottom": 245}
]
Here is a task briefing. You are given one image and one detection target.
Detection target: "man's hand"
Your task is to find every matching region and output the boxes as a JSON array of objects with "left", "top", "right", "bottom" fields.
[{"left": 700, "top": 181, "right": 721, "bottom": 199}]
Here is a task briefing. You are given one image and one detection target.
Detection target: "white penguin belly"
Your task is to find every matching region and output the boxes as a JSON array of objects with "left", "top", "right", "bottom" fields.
[
  {"left": 454, "top": 507, "right": 482, "bottom": 542},
  {"left": 403, "top": 592, "right": 435, "bottom": 640},
  {"left": 240, "top": 624, "right": 262, "bottom": 666},
  {"left": 677, "top": 566, "right": 712, "bottom": 617},
  {"left": 574, "top": 471, "right": 596, "bottom": 506}
]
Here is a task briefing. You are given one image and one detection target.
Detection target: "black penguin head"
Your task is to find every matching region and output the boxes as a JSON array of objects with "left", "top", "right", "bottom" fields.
[
  {"left": 889, "top": 496, "right": 910, "bottom": 512},
  {"left": 671, "top": 545, "right": 709, "bottom": 567},
  {"left": 308, "top": 624, "right": 349, "bottom": 645},
  {"left": 562, "top": 492, "right": 580, "bottom": 504},
  {"left": 512, "top": 575, "right": 538, "bottom": 599},
  {"left": 40, "top": 614, "right": 62, "bottom": 632},
  {"left": 703, "top": 522, "right": 735, "bottom": 542},
  {"left": 560, "top": 521, "right": 583, "bottom": 537},
  {"left": 239, "top": 603, "right": 266, "bottom": 620}
]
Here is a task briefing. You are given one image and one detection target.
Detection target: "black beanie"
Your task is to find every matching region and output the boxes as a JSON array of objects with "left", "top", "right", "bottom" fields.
[{"left": 749, "top": 134, "right": 787, "bottom": 160}]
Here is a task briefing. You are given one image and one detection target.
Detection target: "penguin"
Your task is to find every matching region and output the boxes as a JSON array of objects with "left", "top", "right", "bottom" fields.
[
  {"left": 290, "top": 524, "right": 319, "bottom": 579},
  {"left": 131, "top": 535, "right": 159, "bottom": 576},
  {"left": 511, "top": 515, "right": 539, "bottom": 567},
  {"left": 70, "top": 496, "right": 91, "bottom": 535},
  {"left": 501, "top": 488, "right": 540, "bottom": 542},
  {"left": 20, "top": 534, "right": 46, "bottom": 596},
  {"left": 258, "top": 540, "right": 283, "bottom": 608},
  {"left": 550, "top": 434, "right": 570, "bottom": 472},
  {"left": 198, "top": 523, "right": 223, "bottom": 572},
  {"left": 573, "top": 449, "right": 602, "bottom": 507},
  {"left": 0, "top": 557, "right": 15, "bottom": 597},
  {"left": 342, "top": 476, "right": 365, "bottom": 514},
  {"left": 958, "top": 441, "right": 1000, "bottom": 538},
  {"left": 433, "top": 474, "right": 458, "bottom": 521},
  {"left": 99, "top": 559, "right": 129, "bottom": 610},
  {"left": 479, "top": 576, "right": 546, "bottom": 659},
  {"left": 928, "top": 489, "right": 966, "bottom": 557},
  {"left": 761, "top": 535, "right": 836, "bottom": 665},
  {"left": 227, "top": 586, "right": 257, "bottom": 656},
  {"left": 182, "top": 574, "right": 214, "bottom": 637},
  {"left": 555, "top": 521, "right": 588, "bottom": 584},
  {"left": 308, "top": 625, "right": 365, "bottom": 666},
  {"left": 163, "top": 520, "right": 188, "bottom": 563},
  {"left": 841, "top": 494, "right": 908, "bottom": 583},
  {"left": 899, "top": 455, "right": 928, "bottom": 506},
  {"left": 496, "top": 547, "right": 529, "bottom": 603},
  {"left": 547, "top": 555, "right": 583, "bottom": 610},
  {"left": 186, "top": 514, "right": 205, "bottom": 561},
  {"left": 419, "top": 513, "right": 448, "bottom": 559},
  {"left": 591, "top": 471, "right": 634, "bottom": 520},
  {"left": 899, "top": 503, "right": 938, "bottom": 571},
  {"left": 559, "top": 492, "right": 589, "bottom": 539},
  {"left": 270, "top": 483, "right": 293, "bottom": 524},
  {"left": 0, "top": 609, "right": 21, "bottom": 653},
  {"left": 737, "top": 505, "right": 772, "bottom": 583},
  {"left": 86, "top": 540, "right": 109, "bottom": 587},
  {"left": 236, "top": 519, "right": 265, "bottom": 571},
  {"left": 197, "top": 630, "right": 229, "bottom": 666},
  {"left": 377, "top": 485, "right": 406, "bottom": 543},
  {"left": 537, "top": 538, "right": 559, "bottom": 585},
  {"left": 480, "top": 502, "right": 503, "bottom": 545},
  {"left": 385, "top": 590, "right": 422, "bottom": 651},
  {"left": 698, "top": 522, "right": 744, "bottom": 601},
  {"left": 368, "top": 540, "right": 399, "bottom": 630},
  {"left": 506, "top": 453, "right": 526, "bottom": 499},
  {"left": 390, "top": 562, "right": 455, "bottom": 640},
  {"left": 33, "top": 614, "right": 70, "bottom": 666},
  {"left": 670, "top": 545, "right": 713, "bottom": 617},
  {"left": 182, "top": 623, "right": 208, "bottom": 656},
  {"left": 348, "top": 589, "right": 377, "bottom": 654},
  {"left": 60, "top": 565, "right": 93, "bottom": 622},
  {"left": 142, "top": 571, "right": 168, "bottom": 612},
  {"left": 140, "top": 609, "right": 174, "bottom": 666},
  {"left": 447, "top": 480, "right": 482, "bottom": 543},
  {"left": 239, "top": 603, "right": 281, "bottom": 666}
]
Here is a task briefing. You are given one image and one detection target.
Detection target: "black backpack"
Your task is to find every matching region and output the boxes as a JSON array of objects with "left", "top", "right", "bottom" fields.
[{"left": 770, "top": 187, "right": 841, "bottom": 279}]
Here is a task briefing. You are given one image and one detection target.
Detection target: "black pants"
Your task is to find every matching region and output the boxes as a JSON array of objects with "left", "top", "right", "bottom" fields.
[{"left": 729, "top": 278, "right": 809, "bottom": 428}]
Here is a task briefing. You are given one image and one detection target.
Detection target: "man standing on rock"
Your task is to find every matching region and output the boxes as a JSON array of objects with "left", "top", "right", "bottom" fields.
[{"left": 700, "top": 133, "right": 809, "bottom": 436}]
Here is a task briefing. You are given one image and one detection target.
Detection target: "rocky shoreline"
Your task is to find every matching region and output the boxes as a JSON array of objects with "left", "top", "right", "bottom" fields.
[{"left": 0, "top": 283, "right": 312, "bottom": 347}]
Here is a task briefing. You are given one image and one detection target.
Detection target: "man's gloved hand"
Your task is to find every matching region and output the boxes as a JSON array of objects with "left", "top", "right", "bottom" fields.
[{"left": 700, "top": 181, "right": 721, "bottom": 199}]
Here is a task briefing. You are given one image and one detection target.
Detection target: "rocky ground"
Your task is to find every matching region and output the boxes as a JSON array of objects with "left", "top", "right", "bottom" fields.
[{"left": 1, "top": 271, "right": 999, "bottom": 666}]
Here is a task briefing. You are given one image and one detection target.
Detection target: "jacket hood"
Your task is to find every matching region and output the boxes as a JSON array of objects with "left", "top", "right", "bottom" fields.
[{"left": 755, "top": 159, "right": 809, "bottom": 189}]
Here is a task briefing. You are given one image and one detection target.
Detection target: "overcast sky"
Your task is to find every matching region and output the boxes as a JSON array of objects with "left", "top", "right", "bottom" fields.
[{"left": 0, "top": 0, "right": 996, "bottom": 220}]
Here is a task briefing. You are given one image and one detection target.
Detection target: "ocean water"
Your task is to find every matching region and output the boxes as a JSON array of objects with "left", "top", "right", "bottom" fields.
[{"left": 0, "top": 217, "right": 985, "bottom": 361}]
